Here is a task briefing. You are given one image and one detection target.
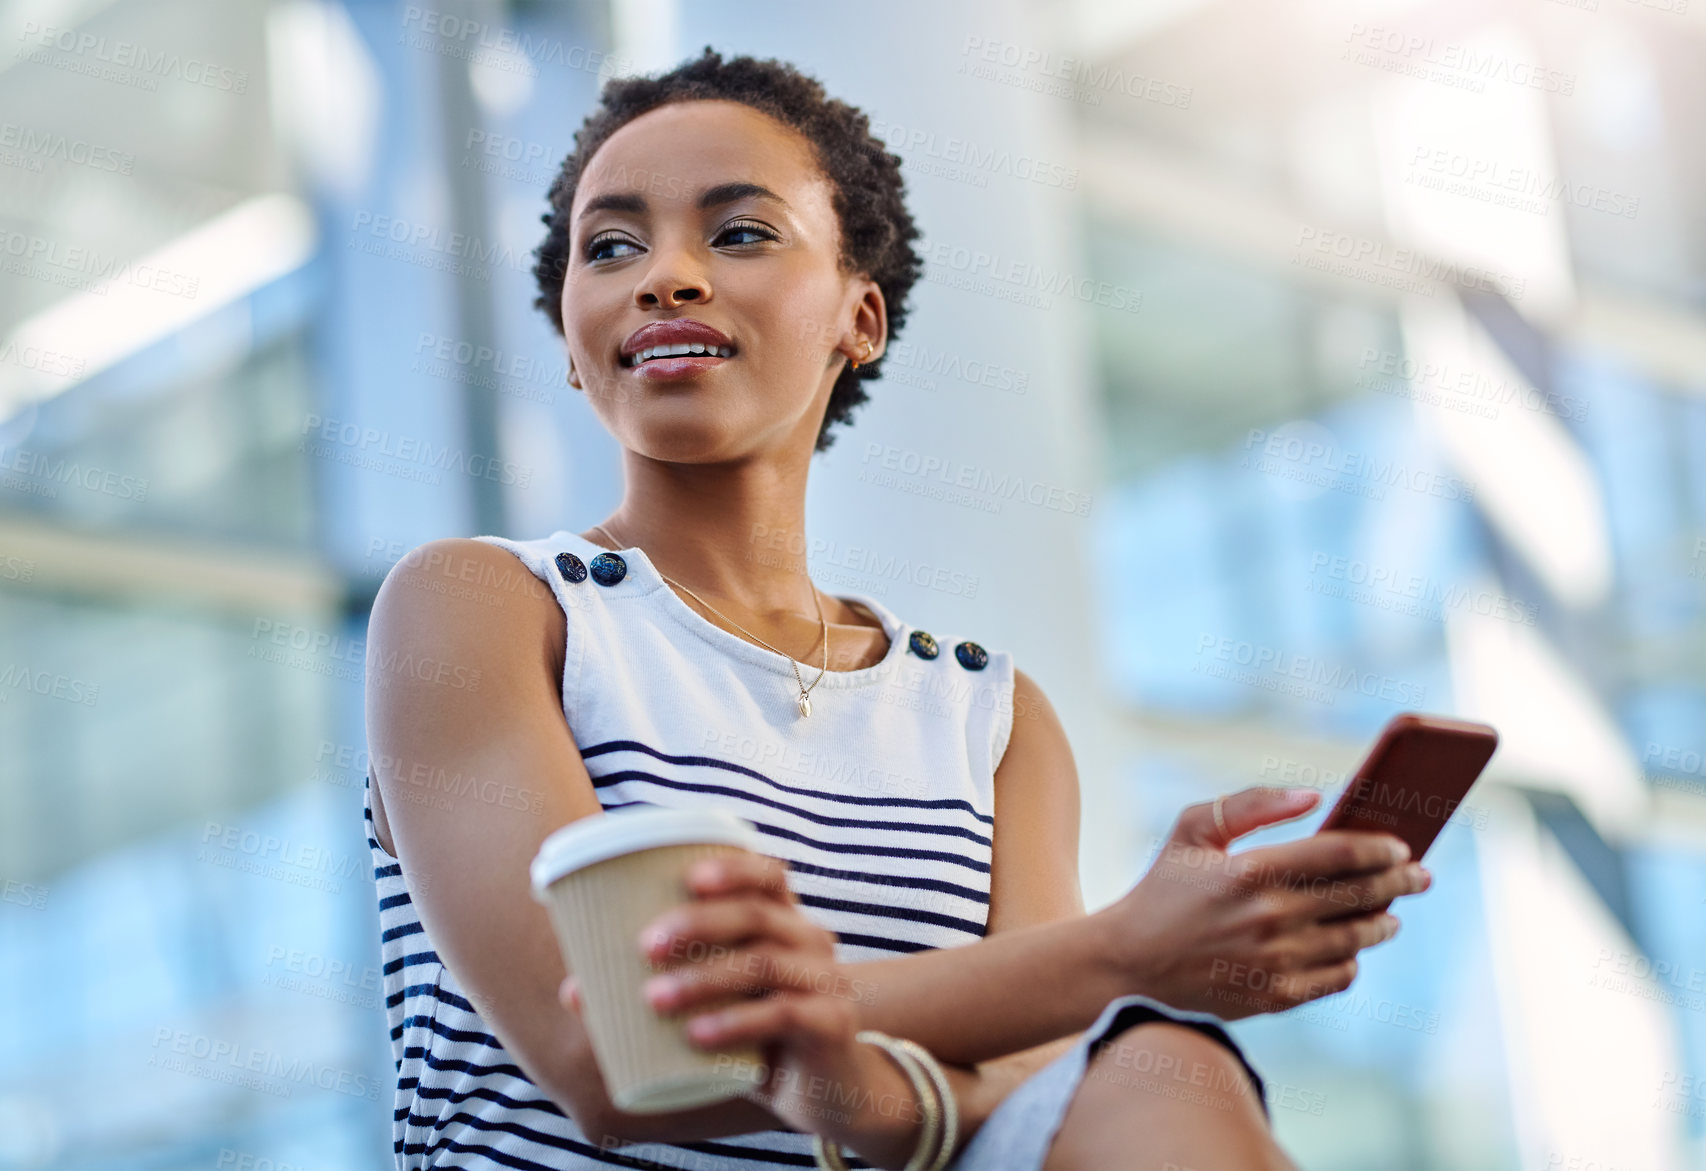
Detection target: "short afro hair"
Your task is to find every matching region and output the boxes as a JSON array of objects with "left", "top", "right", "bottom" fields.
[{"left": 532, "top": 46, "right": 924, "bottom": 453}]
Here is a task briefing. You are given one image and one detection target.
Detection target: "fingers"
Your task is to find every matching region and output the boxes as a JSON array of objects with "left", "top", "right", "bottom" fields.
[
  {"left": 684, "top": 852, "right": 794, "bottom": 903},
  {"left": 644, "top": 929, "right": 855, "bottom": 1018},
  {"left": 636, "top": 889, "right": 842, "bottom": 1009},
  {"left": 1256, "top": 861, "right": 1430, "bottom": 925},
  {"left": 641, "top": 895, "right": 824, "bottom": 970},
  {"left": 559, "top": 974, "right": 580, "bottom": 1013},
  {"left": 1320, "top": 863, "right": 1432, "bottom": 920},
  {"left": 1284, "top": 912, "right": 1400, "bottom": 969},
  {"left": 1277, "top": 958, "right": 1360, "bottom": 1006},
  {"left": 644, "top": 942, "right": 790, "bottom": 1013},
  {"left": 1243, "top": 830, "right": 1413, "bottom": 884},
  {"left": 680, "top": 988, "right": 858, "bottom": 1052},
  {"left": 1173, "top": 787, "right": 1320, "bottom": 849}
]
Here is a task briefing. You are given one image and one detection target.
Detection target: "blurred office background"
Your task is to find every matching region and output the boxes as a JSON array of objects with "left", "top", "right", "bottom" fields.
[{"left": 2, "top": 0, "right": 1704, "bottom": 1167}]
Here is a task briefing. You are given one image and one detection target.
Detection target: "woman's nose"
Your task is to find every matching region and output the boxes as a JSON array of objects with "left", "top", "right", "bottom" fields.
[{"left": 635, "top": 255, "right": 710, "bottom": 308}]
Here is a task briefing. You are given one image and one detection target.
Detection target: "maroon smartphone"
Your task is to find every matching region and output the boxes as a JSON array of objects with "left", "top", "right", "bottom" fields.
[{"left": 1317, "top": 712, "right": 1499, "bottom": 862}]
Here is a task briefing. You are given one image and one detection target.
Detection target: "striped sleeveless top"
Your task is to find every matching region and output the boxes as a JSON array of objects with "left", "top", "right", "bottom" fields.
[{"left": 365, "top": 529, "right": 1016, "bottom": 1170}]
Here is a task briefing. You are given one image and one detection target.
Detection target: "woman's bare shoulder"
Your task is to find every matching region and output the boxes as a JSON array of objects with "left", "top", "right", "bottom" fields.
[
  {"left": 365, "top": 539, "right": 573, "bottom": 858},
  {"left": 370, "top": 537, "right": 567, "bottom": 679}
]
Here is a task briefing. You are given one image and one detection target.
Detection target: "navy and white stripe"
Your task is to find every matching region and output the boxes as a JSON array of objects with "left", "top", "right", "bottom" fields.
[
  {"left": 581, "top": 738, "right": 993, "bottom": 957},
  {"left": 367, "top": 529, "right": 1016, "bottom": 1170}
]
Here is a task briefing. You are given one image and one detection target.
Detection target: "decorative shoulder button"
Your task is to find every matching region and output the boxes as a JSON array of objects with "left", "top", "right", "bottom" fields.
[
  {"left": 555, "top": 552, "right": 587, "bottom": 583},
  {"left": 954, "top": 640, "right": 989, "bottom": 670},
  {"left": 908, "top": 630, "right": 939, "bottom": 659},
  {"left": 589, "top": 552, "right": 627, "bottom": 586}
]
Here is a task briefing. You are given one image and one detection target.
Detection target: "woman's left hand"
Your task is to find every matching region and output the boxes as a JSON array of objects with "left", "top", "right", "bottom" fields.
[{"left": 559, "top": 852, "right": 916, "bottom": 1150}]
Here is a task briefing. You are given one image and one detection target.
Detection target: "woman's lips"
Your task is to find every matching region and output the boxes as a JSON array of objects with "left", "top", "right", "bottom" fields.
[{"left": 624, "top": 352, "right": 732, "bottom": 380}]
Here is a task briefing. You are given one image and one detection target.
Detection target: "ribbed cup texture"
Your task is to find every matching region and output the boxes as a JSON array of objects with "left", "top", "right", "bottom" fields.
[{"left": 542, "top": 842, "right": 769, "bottom": 1113}]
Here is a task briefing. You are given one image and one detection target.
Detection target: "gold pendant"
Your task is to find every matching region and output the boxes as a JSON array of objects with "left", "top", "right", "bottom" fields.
[{"left": 798, "top": 692, "right": 812, "bottom": 718}]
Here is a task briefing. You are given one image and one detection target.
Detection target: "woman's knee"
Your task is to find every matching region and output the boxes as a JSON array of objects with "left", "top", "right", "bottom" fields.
[
  {"left": 1080, "top": 1021, "right": 1267, "bottom": 1120},
  {"left": 1042, "top": 1024, "right": 1285, "bottom": 1171}
]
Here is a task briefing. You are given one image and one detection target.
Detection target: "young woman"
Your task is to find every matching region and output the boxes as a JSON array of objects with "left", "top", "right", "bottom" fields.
[{"left": 362, "top": 48, "right": 1430, "bottom": 1171}]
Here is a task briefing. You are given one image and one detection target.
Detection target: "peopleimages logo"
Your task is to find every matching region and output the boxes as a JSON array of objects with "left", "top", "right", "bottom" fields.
[
  {"left": 1241, "top": 427, "right": 1476, "bottom": 504},
  {"left": 0, "top": 663, "right": 99, "bottom": 706},
  {"left": 0, "top": 121, "right": 134, "bottom": 173},
  {"left": 1292, "top": 226, "right": 1526, "bottom": 300},
  {"left": 957, "top": 35, "right": 1193, "bottom": 109},
  {"left": 1306, "top": 552, "right": 1538, "bottom": 627},
  {"left": 1357, "top": 347, "right": 1587, "bottom": 423},
  {"left": 1405, "top": 146, "right": 1640, "bottom": 220},
  {"left": 858, "top": 442, "right": 1093, "bottom": 517},
  {"left": 869, "top": 118, "right": 1079, "bottom": 191},
  {"left": 922, "top": 239, "right": 1142, "bottom": 314},
  {"left": 398, "top": 6, "right": 637, "bottom": 78},
  {"left": 0, "top": 446, "right": 150, "bottom": 500},
  {"left": 1194, "top": 633, "right": 1428, "bottom": 707},
  {"left": 199, "top": 821, "right": 368, "bottom": 883},
  {"left": 0, "top": 340, "right": 86, "bottom": 380},
  {"left": 16, "top": 22, "right": 251, "bottom": 92},
  {"left": 298, "top": 414, "right": 533, "bottom": 489},
  {"left": 150, "top": 1028, "right": 380, "bottom": 1100},
  {"left": 1340, "top": 24, "right": 1576, "bottom": 96}
]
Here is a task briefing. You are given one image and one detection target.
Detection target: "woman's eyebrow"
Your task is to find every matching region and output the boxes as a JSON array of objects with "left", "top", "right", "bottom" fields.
[{"left": 576, "top": 181, "right": 792, "bottom": 223}]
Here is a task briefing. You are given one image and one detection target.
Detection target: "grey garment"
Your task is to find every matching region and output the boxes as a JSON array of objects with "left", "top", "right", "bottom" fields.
[{"left": 947, "top": 993, "right": 1270, "bottom": 1169}]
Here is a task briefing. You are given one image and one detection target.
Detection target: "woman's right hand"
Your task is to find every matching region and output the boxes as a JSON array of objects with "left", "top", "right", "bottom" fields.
[
  {"left": 1102, "top": 786, "right": 1432, "bottom": 1019},
  {"left": 557, "top": 853, "right": 937, "bottom": 1169}
]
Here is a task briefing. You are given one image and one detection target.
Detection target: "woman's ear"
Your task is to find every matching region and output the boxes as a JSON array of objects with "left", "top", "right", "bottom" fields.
[
  {"left": 839, "top": 335, "right": 875, "bottom": 368},
  {"left": 851, "top": 280, "right": 887, "bottom": 365}
]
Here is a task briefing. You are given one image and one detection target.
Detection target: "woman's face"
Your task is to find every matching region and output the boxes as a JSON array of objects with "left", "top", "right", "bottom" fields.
[{"left": 562, "top": 99, "right": 884, "bottom": 462}]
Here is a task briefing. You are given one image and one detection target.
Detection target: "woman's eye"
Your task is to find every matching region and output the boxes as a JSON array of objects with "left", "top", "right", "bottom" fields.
[
  {"left": 585, "top": 234, "right": 639, "bottom": 262},
  {"left": 717, "top": 221, "right": 775, "bottom": 246},
  {"left": 583, "top": 222, "right": 774, "bottom": 261}
]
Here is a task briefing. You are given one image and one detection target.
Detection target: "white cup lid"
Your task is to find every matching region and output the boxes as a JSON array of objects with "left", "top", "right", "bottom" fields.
[{"left": 530, "top": 806, "right": 765, "bottom": 896}]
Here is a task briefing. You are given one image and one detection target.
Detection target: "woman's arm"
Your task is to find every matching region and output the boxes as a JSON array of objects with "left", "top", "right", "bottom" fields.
[
  {"left": 364, "top": 538, "right": 788, "bottom": 1145},
  {"left": 655, "top": 669, "right": 1430, "bottom": 1075},
  {"left": 651, "top": 663, "right": 1424, "bottom": 1157}
]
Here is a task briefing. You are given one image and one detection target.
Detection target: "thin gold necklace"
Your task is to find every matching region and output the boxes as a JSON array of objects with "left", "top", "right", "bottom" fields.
[{"left": 587, "top": 523, "right": 829, "bottom": 718}]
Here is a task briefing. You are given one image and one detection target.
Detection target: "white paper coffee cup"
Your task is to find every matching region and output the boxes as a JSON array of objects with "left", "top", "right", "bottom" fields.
[{"left": 531, "top": 806, "right": 772, "bottom": 1113}]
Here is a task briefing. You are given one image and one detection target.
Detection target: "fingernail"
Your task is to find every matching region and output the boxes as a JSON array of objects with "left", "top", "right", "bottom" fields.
[
  {"left": 1389, "top": 840, "right": 1411, "bottom": 864},
  {"left": 688, "top": 1013, "right": 724, "bottom": 1041},
  {"left": 644, "top": 975, "right": 680, "bottom": 1008},
  {"left": 639, "top": 926, "right": 671, "bottom": 953},
  {"left": 687, "top": 861, "right": 721, "bottom": 886}
]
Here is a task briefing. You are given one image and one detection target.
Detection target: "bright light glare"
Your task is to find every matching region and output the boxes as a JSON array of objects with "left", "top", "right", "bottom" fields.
[
  {"left": 1371, "top": 23, "right": 1576, "bottom": 326},
  {"left": 1402, "top": 297, "right": 1611, "bottom": 610},
  {"left": 264, "top": 0, "right": 382, "bottom": 199},
  {"left": 0, "top": 193, "right": 317, "bottom": 422},
  {"left": 609, "top": 0, "right": 678, "bottom": 79},
  {"left": 1446, "top": 583, "right": 1646, "bottom": 837},
  {"left": 1477, "top": 789, "right": 1686, "bottom": 1169}
]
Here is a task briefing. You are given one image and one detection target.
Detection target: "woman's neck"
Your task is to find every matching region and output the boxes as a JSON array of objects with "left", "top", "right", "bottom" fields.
[{"left": 581, "top": 462, "right": 825, "bottom": 621}]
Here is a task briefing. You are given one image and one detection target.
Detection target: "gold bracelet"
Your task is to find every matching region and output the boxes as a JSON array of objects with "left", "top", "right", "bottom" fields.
[
  {"left": 889, "top": 1037, "right": 959, "bottom": 1171},
  {"left": 813, "top": 1030, "right": 941, "bottom": 1171},
  {"left": 814, "top": 1033, "right": 938, "bottom": 1171}
]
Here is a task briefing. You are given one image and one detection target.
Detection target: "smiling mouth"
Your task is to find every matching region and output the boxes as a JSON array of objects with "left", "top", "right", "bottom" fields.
[{"left": 621, "top": 342, "right": 737, "bottom": 368}]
